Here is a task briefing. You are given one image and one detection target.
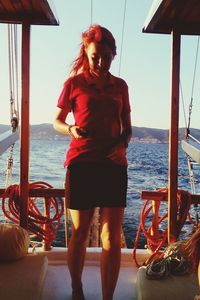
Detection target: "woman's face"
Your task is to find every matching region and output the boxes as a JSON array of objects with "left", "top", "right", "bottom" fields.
[{"left": 85, "top": 42, "right": 114, "bottom": 78}]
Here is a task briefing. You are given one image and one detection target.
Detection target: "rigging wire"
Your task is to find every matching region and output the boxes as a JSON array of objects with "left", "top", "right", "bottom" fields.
[
  {"left": 5, "top": 24, "right": 20, "bottom": 188},
  {"left": 14, "top": 24, "right": 19, "bottom": 121},
  {"left": 187, "top": 36, "right": 200, "bottom": 134},
  {"left": 90, "top": 0, "right": 93, "bottom": 24},
  {"left": 180, "top": 37, "right": 200, "bottom": 223},
  {"left": 118, "top": 0, "right": 127, "bottom": 76},
  {"left": 8, "top": 25, "right": 15, "bottom": 122},
  {"left": 8, "top": 24, "right": 19, "bottom": 125},
  {"left": 180, "top": 80, "right": 188, "bottom": 129}
]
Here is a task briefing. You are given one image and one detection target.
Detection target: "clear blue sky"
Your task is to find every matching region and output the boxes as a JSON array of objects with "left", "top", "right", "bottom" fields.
[{"left": 1, "top": 0, "right": 200, "bottom": 129}]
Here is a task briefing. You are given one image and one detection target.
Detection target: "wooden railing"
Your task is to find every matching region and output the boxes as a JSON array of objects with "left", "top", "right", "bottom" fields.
[
  {"left": 141, "top": 190, "right": 200, "bottom": 245},
  {"left": 141, "top": 190, "right": 200, "bottom": 204},
  {"left": 0, "top": 187, "right": 127, "bottom": 249},
  {"left": 2, "top": 187, "right": 198, "bottom": 250}
]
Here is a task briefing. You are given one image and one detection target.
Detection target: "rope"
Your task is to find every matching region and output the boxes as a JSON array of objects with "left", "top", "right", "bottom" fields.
[
  {"left": 14, "top": 24, "right": 19, "bottom": 121},
  {"left": 8, "top": 24, "right": 14, "bottom": 114},
  {"left": 8, "top": 24, "right": 19, "bottom": 124},
  {"left": 118, "top": 0, "right": 127, "bottom": 76},
  {"left": 1, "top": 182, "right": 64, "bottom": 245},
  {"left": 187, "top": 36, "right": 200, "bottom": 135},
  {"left": 187, "top": 159, "right": 196, "bottom": 194},
  {"left": 4, "top": 24, "right": 19, "bottom": 187},
  {"left": 133, "top": 188, "right": 193, "bottom": 267},
  {"left": 5, "top": 144, "right": 14, "bottom": 187},
  {"left": 146, "top": 227, "right": 200, "bottom": 279}
]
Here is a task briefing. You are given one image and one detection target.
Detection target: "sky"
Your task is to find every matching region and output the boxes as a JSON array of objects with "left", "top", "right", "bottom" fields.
[{"left": 1, "top": 0, "right": 200, "bottom": 129}]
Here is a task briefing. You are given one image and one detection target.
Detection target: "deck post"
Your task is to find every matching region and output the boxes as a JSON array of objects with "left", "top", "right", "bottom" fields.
[
  {"left": 19, "top": 22, "right": 31, "bottom": 228},
  {"left": 43, "top": 197, "right": 52, "bottom": 250},
  {"left": 150, "top": 199, "right": 160, "bottom": 250},
  {"left": 168, "top": 31, "right": 181, "bottom": 243}
]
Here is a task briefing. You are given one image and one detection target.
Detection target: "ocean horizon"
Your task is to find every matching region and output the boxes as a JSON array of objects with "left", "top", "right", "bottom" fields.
[{"left": 0, "top": 140, "right": 199, "bottom": 248}]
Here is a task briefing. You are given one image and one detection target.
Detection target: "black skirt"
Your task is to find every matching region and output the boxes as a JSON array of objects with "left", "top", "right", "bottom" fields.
[{"left": 65, "top": 162, "right": 127, "bottom": 210}]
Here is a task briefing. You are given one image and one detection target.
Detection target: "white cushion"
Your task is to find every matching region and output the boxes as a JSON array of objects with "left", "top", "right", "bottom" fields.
[
  {"left": 136, "top": 266, "right": 199, "bottom": 300},
  {"left": 0, "top": 254, "right": 48, "bottom": 300},
  {"left": 0, "top": 223, "right": 30, "bottom": 261}
]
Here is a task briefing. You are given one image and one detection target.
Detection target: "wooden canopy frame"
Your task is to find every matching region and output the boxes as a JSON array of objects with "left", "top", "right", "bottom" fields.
[
  {"left": 0, "top": 0, "right": 59, "bottom": 227},
  {"left": 143, "top": 0, "right": 200, "bottom": 242}
]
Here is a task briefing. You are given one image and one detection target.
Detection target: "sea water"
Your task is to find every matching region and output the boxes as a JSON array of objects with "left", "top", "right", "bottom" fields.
[{"left": 0, "top": 140, "right": 199, "bottom": 248}]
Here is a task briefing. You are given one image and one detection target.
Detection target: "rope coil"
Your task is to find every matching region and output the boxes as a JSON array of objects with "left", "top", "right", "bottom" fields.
[
  {"left": 133, "top": 188, "right": 194, "bottom": 267},
  {"left": 2, "top": 181, "right": 64, "bottom": 245}
]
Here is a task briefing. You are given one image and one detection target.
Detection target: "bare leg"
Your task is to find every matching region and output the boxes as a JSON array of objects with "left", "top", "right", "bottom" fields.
[
  {"left": 67, "top": 209, "right": 94, "bottom": 299},
  {"left": 100, "top": 207, "right": 125, "bottom": 300}
]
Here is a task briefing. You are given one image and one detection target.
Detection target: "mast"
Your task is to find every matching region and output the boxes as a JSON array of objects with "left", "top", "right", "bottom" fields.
[
  {"left": 19, "top": 22, "right": 31, "bottom": 227},
  {"left": 168, "top": 31, "right": 180, "bottom": 242}
]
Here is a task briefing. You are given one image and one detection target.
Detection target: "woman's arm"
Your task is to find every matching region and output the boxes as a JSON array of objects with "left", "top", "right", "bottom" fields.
[
  {"left": 53, "top": 107, "right": 72, "bottom": 135},
  {"left": 121, "top": 112, "right": 132, "bottom": 147},
  {"left": 53, "top": 107, "right": 86, "bottom": 139}
]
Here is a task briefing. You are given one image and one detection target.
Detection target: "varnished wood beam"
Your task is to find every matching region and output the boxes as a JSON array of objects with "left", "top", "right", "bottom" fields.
[
  {"left": 141, "top": 190, "right": 200, "bottom": 205},
  {"left": 168, "top": 31, "right": 181, "bottom": 243},
  {"left": 19, "top": 22, "right": 30, "bottom": 228}
]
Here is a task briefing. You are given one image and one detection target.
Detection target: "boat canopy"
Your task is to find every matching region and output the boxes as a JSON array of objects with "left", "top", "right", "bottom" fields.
[
  {"left": 0, "top": 0, "right": 59, "bottom": 226},
  {"left": 0, "top": 0, "right": 59, "bottom": 25},
  {"left": 143, "top": 0, "right": 200, "bottom": 35},
  {"left": 142, "top": 0, "right": 200, "bottom": 241}
]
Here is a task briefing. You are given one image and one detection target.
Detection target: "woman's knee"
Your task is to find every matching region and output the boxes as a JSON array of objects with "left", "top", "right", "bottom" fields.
[
  {"left": 69, "top": 209, "right": 94, "bottom": 244},
  {"left": 100, "top": 230, "right": 121, "bottom": 250},
  {"left": 71, "top": 227, "right": 89, "bottom": 244}
]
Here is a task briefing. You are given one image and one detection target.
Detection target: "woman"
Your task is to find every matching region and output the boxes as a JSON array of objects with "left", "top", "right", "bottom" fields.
[{"left": 54, "top": 24, "right": 132, "bottom": 300}]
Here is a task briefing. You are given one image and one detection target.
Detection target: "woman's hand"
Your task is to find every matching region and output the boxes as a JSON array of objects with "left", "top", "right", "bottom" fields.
[{"left": 68, "top": 125, "right": 87, "bottom": 139}]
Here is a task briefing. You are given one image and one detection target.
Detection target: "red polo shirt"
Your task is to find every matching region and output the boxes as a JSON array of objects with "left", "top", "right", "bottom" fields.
[{"left": 57, "top": 70, "right": 131, "bottom": 166}]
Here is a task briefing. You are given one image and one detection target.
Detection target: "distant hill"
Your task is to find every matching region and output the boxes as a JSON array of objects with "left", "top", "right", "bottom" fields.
[
  {"left": 0, "top": 123, "right": 69, "bottom": 141},
  {"left": 133, "top": 127, "right": 200, "bottom": 143},
  {"left": 1, "top": 123, "right": 200, "bottom": 143},
  {"left": 132, "top": 127, "right": 168, "bottom": 143}
]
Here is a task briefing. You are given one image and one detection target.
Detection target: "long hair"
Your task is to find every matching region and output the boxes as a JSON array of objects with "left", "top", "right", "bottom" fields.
[{"left": 70, "top": 24, "right": 116, "bottom": 76}]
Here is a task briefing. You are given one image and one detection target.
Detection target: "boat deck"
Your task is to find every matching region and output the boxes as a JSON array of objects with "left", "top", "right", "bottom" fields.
[
  {"left": 40, "top": 247, "right": 148, "bottom": 300},
  {"left": 1, "top": 246, "right": 199, "bottom": 300}
]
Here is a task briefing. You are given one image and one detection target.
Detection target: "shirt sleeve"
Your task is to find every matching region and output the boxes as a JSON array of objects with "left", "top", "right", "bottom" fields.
[
  {"left": 122, "top": 81, "right": 131, "bottom": 115},
  {"left": 57, "top": 78, "right": 73, "bottom": 113}
]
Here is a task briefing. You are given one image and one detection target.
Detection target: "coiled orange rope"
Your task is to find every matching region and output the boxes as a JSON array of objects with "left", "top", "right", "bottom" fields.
[
  {"left": 1, "top": 181, "right": 64, "bottom": 245},
  {"left": 133, "top": 188, "right": 194, "bottom": 267}
]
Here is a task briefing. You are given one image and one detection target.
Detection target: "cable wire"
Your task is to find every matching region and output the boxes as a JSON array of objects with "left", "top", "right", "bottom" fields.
[
  {"left": 180, "top": 80, "right": 188, "bottom": 129},
  {"left": 90, "top": 0, "right": 93, "bottom": 24},
  {"left": 118, "top": 0, "right": 127, "bottom": 76},
  {"left": 187, "top": 36, "right": 200, "bottom": 131}
]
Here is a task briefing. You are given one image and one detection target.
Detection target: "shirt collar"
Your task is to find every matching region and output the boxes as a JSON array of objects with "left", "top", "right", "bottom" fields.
[{"left": 84, "top": 69, "right": 115, "bottom": 87}]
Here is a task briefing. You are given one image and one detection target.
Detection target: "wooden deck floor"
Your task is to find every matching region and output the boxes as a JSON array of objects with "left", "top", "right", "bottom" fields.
[{"left": 40, "top": 247, "right": 146, "bottom": 300}]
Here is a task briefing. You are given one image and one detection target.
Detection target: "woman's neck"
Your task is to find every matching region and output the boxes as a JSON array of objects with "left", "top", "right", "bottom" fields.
[{"left": 89, "top": 70, "right": 109, "bottom": 85}]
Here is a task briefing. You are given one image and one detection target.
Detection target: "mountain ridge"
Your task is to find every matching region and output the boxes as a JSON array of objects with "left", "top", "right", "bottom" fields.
[{"left": 0, "top": 123, "right": 200, "bottom": 143}]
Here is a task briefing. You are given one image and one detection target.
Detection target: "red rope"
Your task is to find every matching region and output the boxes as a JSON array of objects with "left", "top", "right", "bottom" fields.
[
  {"left": 133, "top": 188, "right": 193, "bottom": 267},
  {"left": 1, "top": 182, "right": 64, "bottom": 244}
]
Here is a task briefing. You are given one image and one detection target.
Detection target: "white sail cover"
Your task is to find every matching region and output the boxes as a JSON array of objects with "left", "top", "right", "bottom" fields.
[
  {"left": 181, "top": 140, "right": 200, "bottom": 164},
  {"left": 0, "top": 130, "right": 19, "bottom": 156}
]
